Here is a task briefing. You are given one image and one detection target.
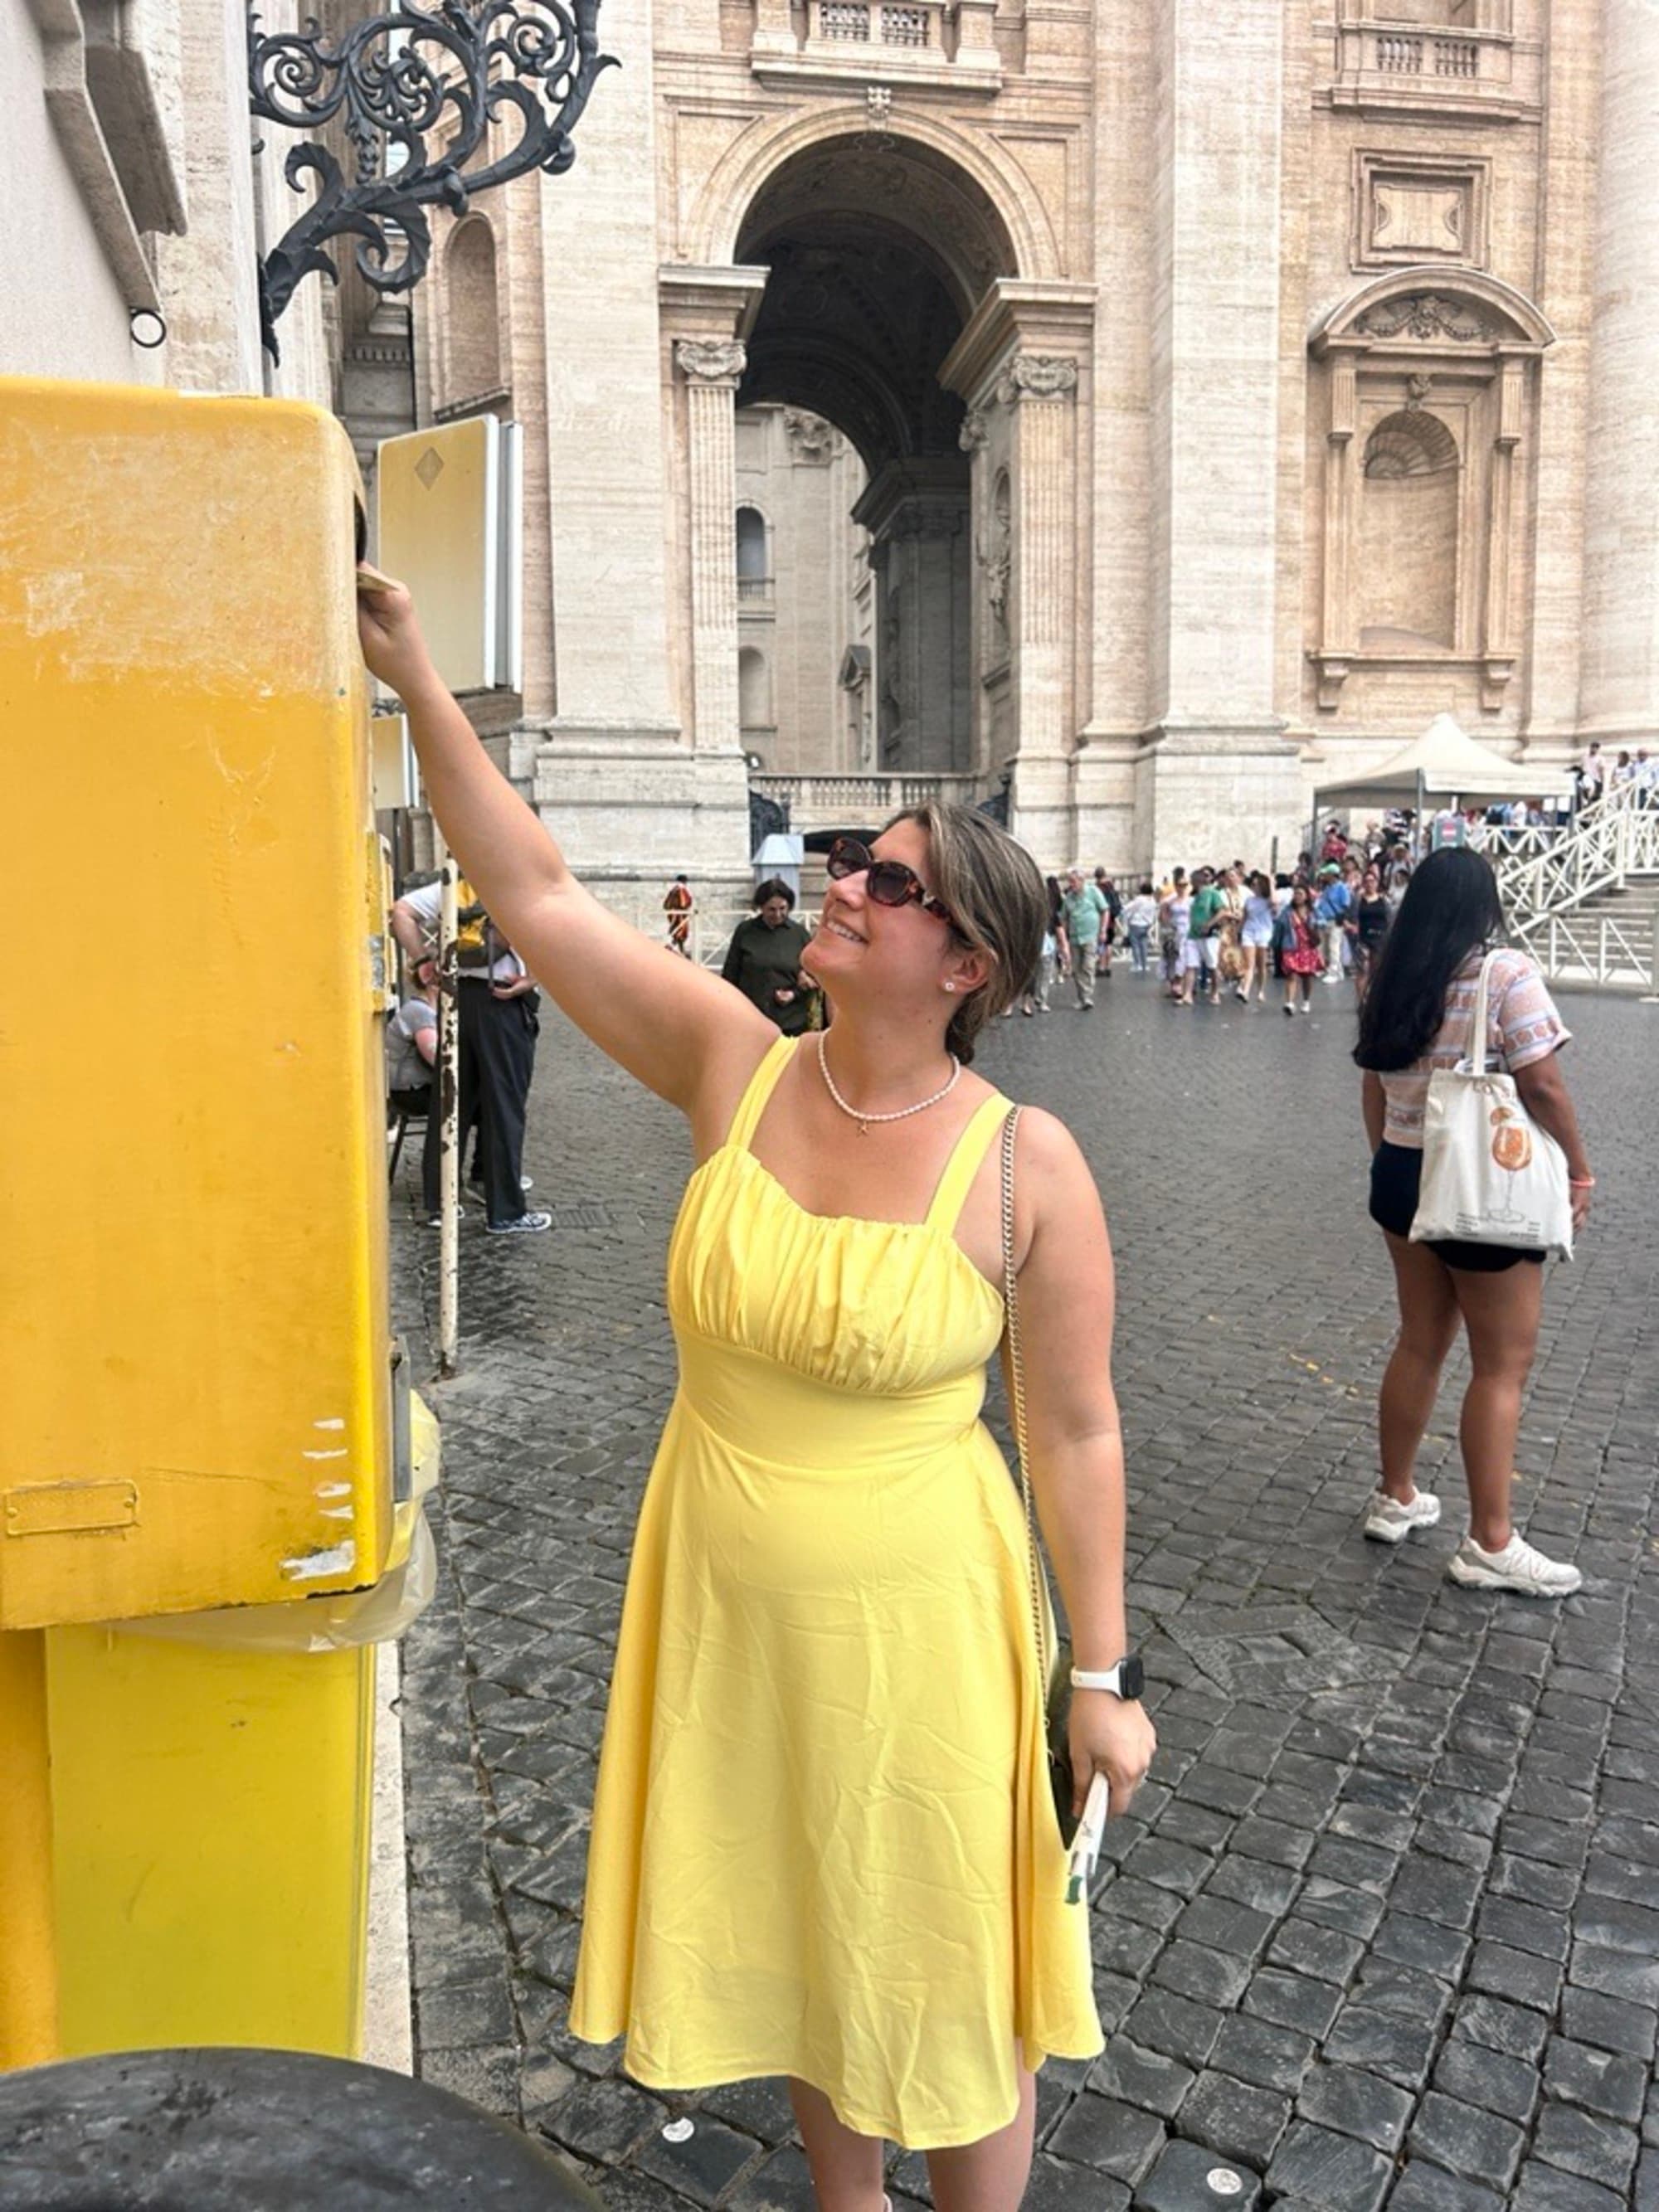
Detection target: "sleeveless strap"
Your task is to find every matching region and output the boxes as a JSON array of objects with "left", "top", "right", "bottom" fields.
[
  {"left": 724, "top": 1033, "right": 797, "bottom": 1154},
  {"left": 924, "top": 1091, "right": 1013, "bottom": 1234}
]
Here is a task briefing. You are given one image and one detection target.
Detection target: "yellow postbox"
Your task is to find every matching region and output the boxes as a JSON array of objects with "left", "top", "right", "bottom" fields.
[{"left": 0, "top": 377, "right": 432, "bottom": 2069}]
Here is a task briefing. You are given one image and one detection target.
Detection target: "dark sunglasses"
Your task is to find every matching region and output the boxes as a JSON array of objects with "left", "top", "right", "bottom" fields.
[{"left": 825, "top": 837, "right": 956, "bottom": 925}]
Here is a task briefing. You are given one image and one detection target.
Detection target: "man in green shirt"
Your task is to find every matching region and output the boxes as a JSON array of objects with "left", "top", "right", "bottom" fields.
[
  {"left": 1060, "top": 868, "right": 1109, "bottom": 1010},
  {"left": 1185, "top": 868, "right": 1226, "bottom": 1005}
]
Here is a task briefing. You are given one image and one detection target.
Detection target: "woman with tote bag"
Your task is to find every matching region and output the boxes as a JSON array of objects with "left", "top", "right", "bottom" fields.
[{"left": 1352, "top": 849, "right": 1593, "bottom": 1597}]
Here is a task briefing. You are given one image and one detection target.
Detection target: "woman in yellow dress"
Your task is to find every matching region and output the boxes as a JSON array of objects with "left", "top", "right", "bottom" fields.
[{"left": 359, "top": 574, "right": 1155, "bottom": 2210}]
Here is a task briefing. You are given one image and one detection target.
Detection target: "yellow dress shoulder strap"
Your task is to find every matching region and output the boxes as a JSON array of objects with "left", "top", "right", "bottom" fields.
[
  {"left": 925, "top": 1092, "right": 1013, "bottom": 1236},
  {"left": 724, "top": 1033, "right": 799, "bottom": 1155}
]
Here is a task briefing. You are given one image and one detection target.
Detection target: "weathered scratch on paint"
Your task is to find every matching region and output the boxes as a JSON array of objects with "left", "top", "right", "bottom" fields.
[
  {"left": 314, "top": 1418, "right": 346, "bottom": 1431},
  {"left": 317, "top": 1480, "right": 351, "bottom": 1499},
  {"left": 304, "top": 1448, "right": 348, "bottom": 1461},
  {"left": 321, "top": 1505, "right": 355, "bottom": 1521},
  {"left": 281, "top": 1540, "right": 356, "bottom": 1581}
]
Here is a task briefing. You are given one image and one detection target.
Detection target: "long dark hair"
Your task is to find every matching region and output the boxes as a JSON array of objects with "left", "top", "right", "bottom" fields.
[{"left": 1354, "top": 848, "right": 1504, "bottom": 1071}]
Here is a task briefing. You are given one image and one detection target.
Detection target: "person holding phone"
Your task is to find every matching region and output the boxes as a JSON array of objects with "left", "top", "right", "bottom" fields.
[{"left": 358, "top": 568, "right": 1153, "bottom": 2210}]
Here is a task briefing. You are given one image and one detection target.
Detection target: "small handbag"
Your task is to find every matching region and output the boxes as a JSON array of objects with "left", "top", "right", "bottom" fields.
[
  {"left": 999, "top": 1106, "right": 1080, "bottom": 1850},
  {"left": 1411, "top": 947, "right": 1574, "bottom": 1261}
]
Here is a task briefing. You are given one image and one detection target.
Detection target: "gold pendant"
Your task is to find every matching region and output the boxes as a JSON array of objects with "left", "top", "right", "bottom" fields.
[{"left": 859, "top": 1120, "right": 869, "bottom": 1136}]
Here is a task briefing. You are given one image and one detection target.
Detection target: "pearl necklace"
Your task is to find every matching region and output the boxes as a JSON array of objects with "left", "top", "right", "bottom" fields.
[{"left": 816, "top": 1032, "right": 961, "bottom": 1135}]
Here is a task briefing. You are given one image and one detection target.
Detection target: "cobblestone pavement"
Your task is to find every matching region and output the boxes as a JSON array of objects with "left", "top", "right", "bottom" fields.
[{"left": 392, "top": 974, "right": 1659, "bottom": 2212}]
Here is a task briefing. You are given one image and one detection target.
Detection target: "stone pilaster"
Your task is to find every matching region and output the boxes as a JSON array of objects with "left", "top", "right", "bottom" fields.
[
  {"left": 1136, "top": 0, "right": 1302, "bottom": 873},
  {"left": 1578, "top": 0, "right": 1659, "bottom": 746},
  {"left": 676, "top": 338, "right": 747, "bottom": 754},
  {"left": 939, "top": 284, "right": 1093, "bottom": 863},
  {"left": 535, "top": 2, "right": 679, "bottom": 752}
]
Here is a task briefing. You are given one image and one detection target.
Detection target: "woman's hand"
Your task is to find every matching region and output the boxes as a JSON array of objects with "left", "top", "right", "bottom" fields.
[
  {"left": 357, "top": 566, "right": 437, "bottom": 699},
  {"left": 1069, "top": 1689, "right": 1156, "bottom": 1821},
  {"left": 1570, "top": 1182, "right": 1593, "bottom": 1232}
]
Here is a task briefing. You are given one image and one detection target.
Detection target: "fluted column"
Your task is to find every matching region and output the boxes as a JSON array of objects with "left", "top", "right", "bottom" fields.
[
  {"left": 675, "top": 338, "right": 746, "bottom": 754},
  {"left": 1579, "top": 0, "right": 1659, "bottom": 741}
]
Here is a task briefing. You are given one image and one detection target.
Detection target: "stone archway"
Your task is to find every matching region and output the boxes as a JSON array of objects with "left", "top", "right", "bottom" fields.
[
  {"left": 658, "top": 125, "right": 1088, "bottom": 858},
  {"left": 730, "top": 136, "right": 1019, "bottom": 781}
]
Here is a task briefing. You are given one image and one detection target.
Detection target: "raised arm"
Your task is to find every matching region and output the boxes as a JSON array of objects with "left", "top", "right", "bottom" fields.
[
  {"left": 1006, "top": 1109, "right": 1155, "bottom": 1817},
  {"left": 358, "top": 571, "right": 772, "bottom": 1116}
]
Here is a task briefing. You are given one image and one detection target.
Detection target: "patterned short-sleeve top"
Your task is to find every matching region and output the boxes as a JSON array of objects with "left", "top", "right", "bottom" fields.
[{"left": 1380, "top": 947, "right": 1570, "bottom": 1149}]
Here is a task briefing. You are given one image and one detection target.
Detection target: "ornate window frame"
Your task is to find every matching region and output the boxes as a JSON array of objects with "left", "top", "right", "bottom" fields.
[{"left": 1308, "top": 267, "right": 1553, "bottom": 713}]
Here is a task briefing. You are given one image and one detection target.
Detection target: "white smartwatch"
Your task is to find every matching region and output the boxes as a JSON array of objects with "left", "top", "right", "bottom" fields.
[{"left": 1069, "top": 1656, "right": 1146, "bottom": 1700}]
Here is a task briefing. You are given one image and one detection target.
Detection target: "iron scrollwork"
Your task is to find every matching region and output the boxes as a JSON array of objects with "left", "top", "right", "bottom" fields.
[{"left": 247, "top": 0, "right": 615, "bottom": 358}]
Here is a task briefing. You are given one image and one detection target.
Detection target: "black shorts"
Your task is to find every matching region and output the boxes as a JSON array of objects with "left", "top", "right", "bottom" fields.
[{"left": 1370, "top": 1141, "right": 1546, "bottom": 1273}]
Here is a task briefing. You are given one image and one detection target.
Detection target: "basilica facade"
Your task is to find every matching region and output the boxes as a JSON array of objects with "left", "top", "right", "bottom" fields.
[{"left": 413, "top": 0, "right": 1659, "bottom": 887}]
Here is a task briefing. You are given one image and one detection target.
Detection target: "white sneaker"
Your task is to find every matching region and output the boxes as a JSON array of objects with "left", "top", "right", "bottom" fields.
[
  {"left": 1447, "top": 1533, "right": 1583, "bottom": 1598},
  {"left": 1364, "top": 1488, "right": 1443, "bottom": 1544}
]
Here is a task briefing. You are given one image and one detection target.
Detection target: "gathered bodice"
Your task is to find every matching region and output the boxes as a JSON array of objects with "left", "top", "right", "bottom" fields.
[{"left": 666, "top": 1039, "right": 1009, "bottom": 1466}]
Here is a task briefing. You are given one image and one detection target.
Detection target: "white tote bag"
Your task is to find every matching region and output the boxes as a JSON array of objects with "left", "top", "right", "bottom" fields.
[{"left": 1411, "top": 948, "right": 1574, "bottom": 1261}]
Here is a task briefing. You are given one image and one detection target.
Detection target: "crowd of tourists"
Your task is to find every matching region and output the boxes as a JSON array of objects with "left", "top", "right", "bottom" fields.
[{"left": 1017, "top": 820, "right": 1412, "bottom": 1019}]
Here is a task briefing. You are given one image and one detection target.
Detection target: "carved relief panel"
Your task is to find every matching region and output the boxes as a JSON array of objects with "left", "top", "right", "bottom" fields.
[{"left": 1352, "top": 151, "right": 1491, "bottom": 270}]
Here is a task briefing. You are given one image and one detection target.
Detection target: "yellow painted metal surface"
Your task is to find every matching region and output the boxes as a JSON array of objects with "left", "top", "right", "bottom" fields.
[
  {"left": 377, "top": 416, "right": 496, "bottom": 692},
  {"left": 0, "top": 1631, "right": 60, "bottom": 2067},
  {"left": 0, "top": 378, "right": 393, "bottom": 1629},
  {"left": 45, "top": 1625, "right": 374, "bottom": 2058}
]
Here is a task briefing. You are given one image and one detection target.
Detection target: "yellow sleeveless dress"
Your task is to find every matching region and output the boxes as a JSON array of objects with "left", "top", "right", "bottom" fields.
[{"left": 568, "top": 1035, "right": 1102, "bottom": 2148}]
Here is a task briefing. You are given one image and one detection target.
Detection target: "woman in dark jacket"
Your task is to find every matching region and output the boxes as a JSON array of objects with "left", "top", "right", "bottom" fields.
[{"left": 722, "top": 879, "right": 816, "bottom": 1035}]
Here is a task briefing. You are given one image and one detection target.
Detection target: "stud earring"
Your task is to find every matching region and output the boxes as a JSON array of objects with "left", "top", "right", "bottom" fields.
[{"left": 944, "top": 983, "right": 956, "bottom": 994}]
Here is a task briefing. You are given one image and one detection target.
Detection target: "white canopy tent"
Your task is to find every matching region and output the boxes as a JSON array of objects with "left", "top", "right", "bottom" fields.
[{"left": 1312, "top": 714, "right": 1574, "bottom": 817}]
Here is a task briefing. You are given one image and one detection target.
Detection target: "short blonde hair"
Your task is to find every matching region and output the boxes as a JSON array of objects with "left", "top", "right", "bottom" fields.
[{"left": 884, "top": 802, "right": 1045, "bottom": 1063}]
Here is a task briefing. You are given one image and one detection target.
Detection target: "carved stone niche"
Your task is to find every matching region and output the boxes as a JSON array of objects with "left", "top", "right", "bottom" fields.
[
  {"left": 1308, "top": 267, "right": 1554, "bottom": 714},
  {"left": 1352, "top": 149, "right": 1491, "bottom": 270}
]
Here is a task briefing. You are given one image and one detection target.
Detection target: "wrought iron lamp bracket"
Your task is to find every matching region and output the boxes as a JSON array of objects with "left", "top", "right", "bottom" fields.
[{"left": 247, "top": 0, "right": 614, "bottom": 360}]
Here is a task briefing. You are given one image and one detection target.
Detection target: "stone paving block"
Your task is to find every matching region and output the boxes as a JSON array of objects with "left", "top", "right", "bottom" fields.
[
  {"left": 416, "top": 2042, "right": 523, "bottom": 2117},
  {"left": 1368, "top": 1910, "right": 1468, "bottom": 1981},
  {"left": 1088, "top": 2039, "right": 1196, "bottom": 2120},
  {"left": 1293, "top": 2063, "right": 1412, "bottom": 2152},
  {"left": 1240, "top": 1971, "right": 1342, "bottom": 2043},
  {"left": 1450, "top": 1993, "right": 1550, "bottom": 2064},
  {"left": 538, "top": 2075, "right": 670, "bottom": 2166},
  {"left": 1264, "top": 2120, "right": 1394, "bottom": 2212},
  {"left": 1510, "top": 2157, "right": 1628, "bottom": 2211},
  {"left": 1293, "top": 1880, "right": 1384, "bottom": 1941},
  {"left": 1173, "top": 2070, "right": 1291, "bottom": 2170},
  {"left": 723, "top": 2146, "right": 818, "bottom": 2212},
  {"left": 1531, "top": 2101, "right": 1642, "bottom": 2192},
  {"left": 632, "top": 2117, "right": 763, "bottom": 2206},
  {"left": 1022, "top": 2153, "right": 1131, "bottom": 2212},
  {"left": 1172, "top": 1895, "right": 1275, "bottom": 1962},
  {"left": 1150, "top": 1941, "right": 1252, "bottom": 2010},
  {"left": 1047, "top": 2093, "right": 1167, "bottom": 2185},
  {"left": 1559, "top": 1985, "right": 1658, "bottom": 2061},
  {"left": 1432, "top": 2034, "right": 1540, "bottom": 2124},
  {"left": 1542, "top": 2033, "right": 1648, "bottom": 2123},
  {"left": 1263, "top": 1918, "right": 1365, "bottom": 1986},
  {"left": 596, "top": 2166, "right": 702, "bottom": 2212},
  {"left": 1408, "top": 2090, "right": 1526, "bottom": 2192},
  {"left": 1385, "top": 2164, "right": 1506, "bottom": 2212},
  {"left": 1569, "top": 1940, "right": 1659, "bottom": 2007},
  {"left": 1208, "top": 2015, "right": 1314, "bottom": 2098},
  {"left": 1131, "top": 2135, "right": 1262, "bottom": 2212},
  {"left": 415, "top": 1978, "right": 518, "bottom": 2051},
  {"left": 1121, "top": 1989, "right": 1225, "bottom": 2069},
  {"left": 693, "top": 2078, "right": 798, "bottom": 2146},
  {"left": 1321, "top": 2004, "right": 1438, "bottom": 2089}
]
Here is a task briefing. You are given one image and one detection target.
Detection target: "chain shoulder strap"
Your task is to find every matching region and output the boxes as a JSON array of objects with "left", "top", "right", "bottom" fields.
[{"left": 1000, "top": 1105, "right": 1051, "bottom": 1688}]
